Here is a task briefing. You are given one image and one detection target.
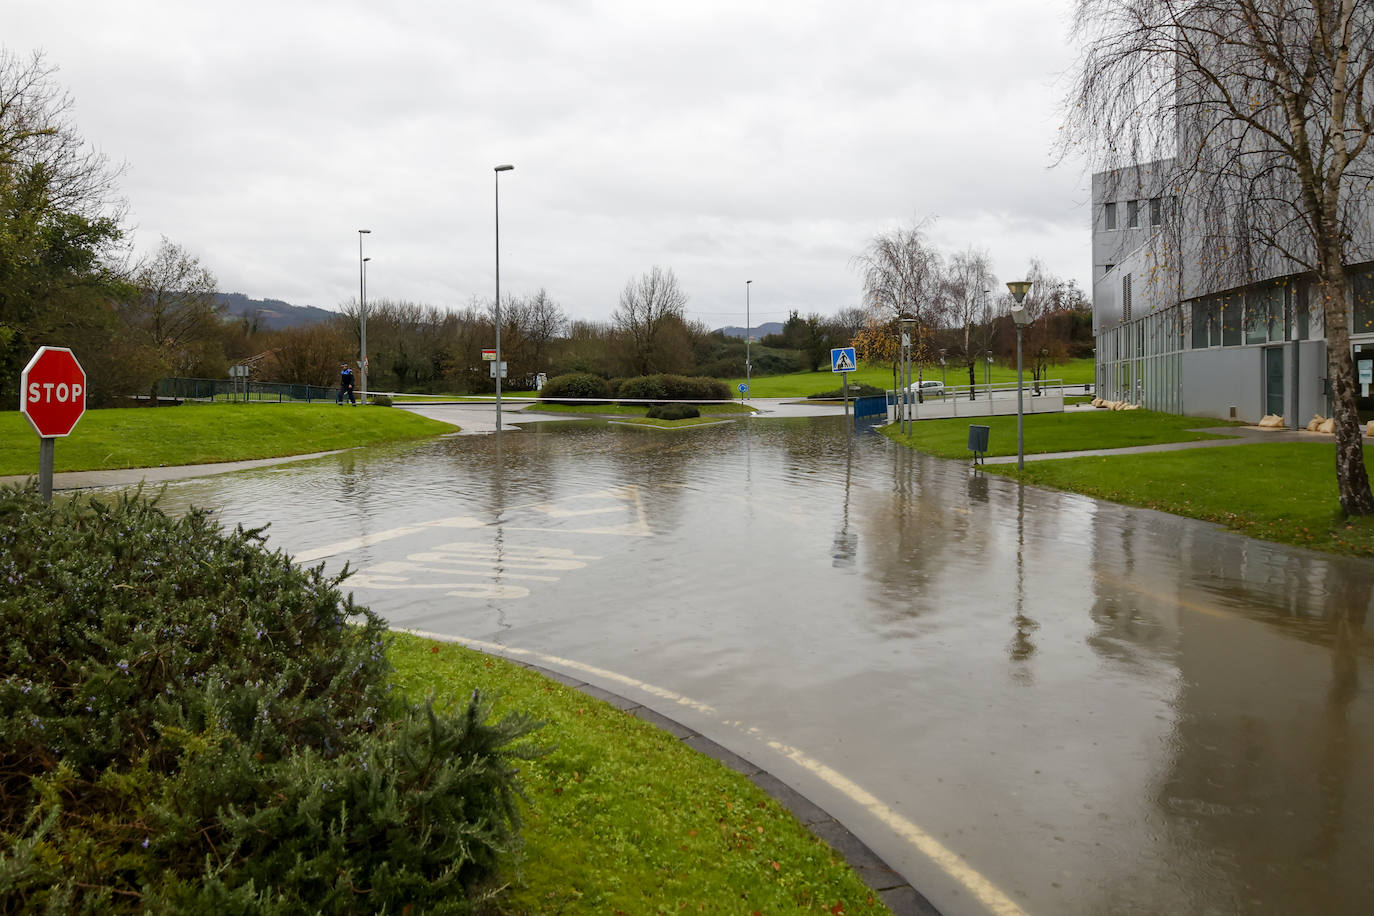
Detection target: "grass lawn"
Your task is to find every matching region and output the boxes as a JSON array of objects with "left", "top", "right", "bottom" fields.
[
  {"left": 725, "top": 357, "right": 1097, "bottom": 399},
  {"left": 988, "top": 442, "right": 1374, "bottom": 556},
  {"left": 0, "top": 403, "right": 457, "bottom": 476},
  {"left": 881, "top": 409, "right": 1242, "bottom": 459},
  {"left": 387, "top": 633, "right": 891, "bottom": 915},
  {"left": 527, "top": 402, "right": 755, "bottom": 416}
]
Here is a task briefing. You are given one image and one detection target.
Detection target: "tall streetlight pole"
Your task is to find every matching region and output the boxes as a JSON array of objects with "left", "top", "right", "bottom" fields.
[
  {"left": 494, "top": 164, "right": 514, "bottom": 431},
  {"left": 358, "top": 229, "right": 371, "bottom": 402},
  {"left": 745, "top": 280, "right": 753, "bottom": 399},
  {"left": 1007, "top": 280, "right": 1033, "bottom": 471}
]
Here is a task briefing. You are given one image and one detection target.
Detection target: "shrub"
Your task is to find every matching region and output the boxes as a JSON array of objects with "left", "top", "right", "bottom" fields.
[
  {"left": 645, "top": 403, "right": 701, "bottom": 420},
  {"left": 0, "top": 487, "right": 539, "bottom": 914},
  {"left": 369, "top": 394, "right": 393, "bottom": 407},
  {"left": 806, "top": 383, "right": 886, "bottom": 399},
  {"left": 539, "top": 373, "right": 611, "bottom": 404},
  {"left": 616, "top": 375, "right": 668, "bottom": 402},
  {"left": 617, "top": 374, "right": 730, "bottom": 403}
]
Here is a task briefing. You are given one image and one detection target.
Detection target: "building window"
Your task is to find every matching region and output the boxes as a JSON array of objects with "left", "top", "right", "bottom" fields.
[
  {"left": 1295, "top": 282, "right": 1310, "bottom": 339},
  {"left": 1354, "top": 269, "right": 1374, "bottom": 335},
  {"left": 1220, "top": 296, "right": 1242, "bottom": 346},
  {"left": 1192, "top": 299, "right": 1219, "bottom": 348},
  {"left": 1127, "top": 200, "right": 1140, "bottom": 228},
  {"left": 1122, "top": 274, "right": 1132, "bottom": 322},
  {"left": 1104, "top": 262, "right": 1115, "bottom": 276},
  {"left": 1150, "top": 197, "right": 1163, "bottom": 226},
  {"left": 1105, "top": 202, "right": 1117, "bottom": 230},
  {"left": 1246, "top": 288, "right": 1279, "bottom": 344}
]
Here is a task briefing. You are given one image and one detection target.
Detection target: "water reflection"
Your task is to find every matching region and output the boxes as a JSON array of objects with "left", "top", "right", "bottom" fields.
[{"left": 145, "top": 416, "right": 1374, "bottom": 916}]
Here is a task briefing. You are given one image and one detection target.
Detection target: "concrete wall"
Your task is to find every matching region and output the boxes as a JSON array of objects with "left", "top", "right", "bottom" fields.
[
  {"left": 1182, "top": 347, "right": 1263, "bottom": 422},
  {"left": 1181, "top": 340, "right": 1326, "bottom": 424}
]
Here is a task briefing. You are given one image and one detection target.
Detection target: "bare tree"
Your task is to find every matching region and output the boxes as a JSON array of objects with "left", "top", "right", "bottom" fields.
[
  {"left": 1063, "top": 0, "right": 1374, "bottom": 512},
  {"left": 506, "top": 288, "right": 567, "bottom": 377},
  {"left": 120, "top": 237, "right": 220, "bottom": 397},
  {"left": 612, "top": 266, "right": 689, "bottom": 375},
  {"left": 852, "top": 220, "right": 948, "bottom": 383},
  {"left": 944, "top": 247, "right": 998, "bottom": 393},
  {"left": 1021, "top": 259, "right": 1088, "bottom": 390}
]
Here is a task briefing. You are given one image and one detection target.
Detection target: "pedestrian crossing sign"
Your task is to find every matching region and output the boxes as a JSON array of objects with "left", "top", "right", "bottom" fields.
[{"left": 831, "top": 347, "right": 856, "bottom": 373}]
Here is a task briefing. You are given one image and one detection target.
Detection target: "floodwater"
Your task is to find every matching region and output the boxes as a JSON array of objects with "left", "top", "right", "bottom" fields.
[{"left": 149, "top": 414, "right": 1374, "bottom": 916}]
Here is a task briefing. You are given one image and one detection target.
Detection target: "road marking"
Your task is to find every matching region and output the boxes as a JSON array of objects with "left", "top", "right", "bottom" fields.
[
  {"left": 403, "top": 629, "right": 1028, "bottom": 916},
  {"left": 293, "top": 486, "right": 650, "bottom": 564}
]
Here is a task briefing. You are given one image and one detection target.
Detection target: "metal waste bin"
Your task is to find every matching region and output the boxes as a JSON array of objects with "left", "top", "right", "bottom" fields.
[{"left": 968, "top": 425, "right": 990, "bottom": 465}]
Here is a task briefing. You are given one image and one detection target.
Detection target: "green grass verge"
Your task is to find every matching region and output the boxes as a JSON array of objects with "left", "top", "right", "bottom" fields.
[
  {"left": 881, "top": 409, "right": 1242, "bottom": 459},
  {"left": 387, "top": 633, "right": 891, "bottom": 915},
  {"left": 986, "top": 442, "right": 1374, "bottom": 556},
  {"left": 0, "top": 403, "right": 458, "bottom": 475},
  {"left": 725, "top": 357, "right": 1097, "bottom": 399},
  {"left": 528, "top": 402, "right": 755, "bottom": 416}
]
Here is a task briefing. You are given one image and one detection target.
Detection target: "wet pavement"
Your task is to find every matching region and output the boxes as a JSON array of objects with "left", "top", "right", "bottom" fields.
[{"left": 130, "top": 412, "right": 1373, "bottom": 916}]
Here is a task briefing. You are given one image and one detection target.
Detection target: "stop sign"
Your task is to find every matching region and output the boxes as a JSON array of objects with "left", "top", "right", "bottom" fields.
[{"left": 20, "top": 347, "right": 87, "bottom": 438}]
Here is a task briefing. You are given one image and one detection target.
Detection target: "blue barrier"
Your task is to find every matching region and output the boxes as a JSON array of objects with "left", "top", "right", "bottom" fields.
[{"left": 853, "top": 395, "right": 887, "bottom": 420}]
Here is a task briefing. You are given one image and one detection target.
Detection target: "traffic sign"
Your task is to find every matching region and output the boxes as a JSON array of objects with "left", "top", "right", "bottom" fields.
[
  {"left": 831, "top": 347, "right": 856, "bottom": 373},
  {"left": 482, "top": 349, "right": 497, "bottom": 361},
  {"left": 21, "top": 347, "right": 86, "bottom": 438},
  {"left": 738, "top": 382, "right": 748, "bottom": 393}
]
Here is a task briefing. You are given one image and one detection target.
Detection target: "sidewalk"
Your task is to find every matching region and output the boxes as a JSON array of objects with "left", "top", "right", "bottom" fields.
[
  {"left": 981, "top": 424, "right": 1332, "bottom": 465},
  {"left": 0, "top": 450, "right": 353, "bottom": 493}
]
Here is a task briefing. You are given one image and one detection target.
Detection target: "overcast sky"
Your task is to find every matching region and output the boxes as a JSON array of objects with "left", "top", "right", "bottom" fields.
[{"left": 10, "top": 0, "right": 1092, "bottom": 328}]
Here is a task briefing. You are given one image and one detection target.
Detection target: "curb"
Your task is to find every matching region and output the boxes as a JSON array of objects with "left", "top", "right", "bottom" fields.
[{"left": 499, "top": 655, "right": 942, "bottom": 916}]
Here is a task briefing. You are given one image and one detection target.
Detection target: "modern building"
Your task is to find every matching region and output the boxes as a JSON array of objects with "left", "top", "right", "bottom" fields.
[{"left": 1091, "top": 163, "right": 1374, "bottom": 426}]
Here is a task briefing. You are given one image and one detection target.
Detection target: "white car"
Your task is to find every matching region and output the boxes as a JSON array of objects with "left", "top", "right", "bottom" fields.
[{"left": 905, "top": 380, "right": 945, "bottom": 397}]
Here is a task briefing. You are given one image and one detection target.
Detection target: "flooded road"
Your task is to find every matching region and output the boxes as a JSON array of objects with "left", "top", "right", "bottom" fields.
[{"left": 150, "top": 415, "right": 1374, "bottom": 916}]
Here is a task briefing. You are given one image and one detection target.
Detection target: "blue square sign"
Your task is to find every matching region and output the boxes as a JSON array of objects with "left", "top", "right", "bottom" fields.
[{"left": 830, "top": 347, "right": 856, "bottom": 373}]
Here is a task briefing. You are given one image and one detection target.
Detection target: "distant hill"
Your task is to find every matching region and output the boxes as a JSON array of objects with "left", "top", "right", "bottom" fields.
[
  {"left": 216, "top": 293, "right": 335, "bottom": 330},
  {"left": 717, "top": 322, "right": 783, "bottom": 339}
]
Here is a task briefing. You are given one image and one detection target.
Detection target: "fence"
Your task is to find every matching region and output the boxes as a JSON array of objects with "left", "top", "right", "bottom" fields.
[
  {"left": 887, "top": 379, "right": 1074, "bottom": 422},
  {"left": 158, "top": 377, "right": 342, "bottom": 403}
]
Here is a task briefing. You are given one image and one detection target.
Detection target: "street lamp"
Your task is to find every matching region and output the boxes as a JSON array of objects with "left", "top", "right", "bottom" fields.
[
  {"left": 1007, "top": 280, "right": 1034, "bottom": 470},
  {"left": 357, "top": 230, "right": 371, "bottom": 403},
  {"left": 494, "top": 164, "right": 514, "bottom": 431},
  {"left": 898, "top": 315, "right": 917, "bottom": 434},
  {"left": 745, "top": 280, "right": 753, "bottom": 399}
]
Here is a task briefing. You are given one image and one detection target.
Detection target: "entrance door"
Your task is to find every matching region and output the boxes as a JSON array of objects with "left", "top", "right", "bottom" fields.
[
  {"left": 1265, "top": 347, "right": 1285, "bottom": 417},
  {"left": 1356, "top": 347, "right": 1374, "bottom": 421}
]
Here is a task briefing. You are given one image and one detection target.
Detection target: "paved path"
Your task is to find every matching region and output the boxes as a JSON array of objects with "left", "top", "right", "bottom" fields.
[
  {"left": 0, "top": 449, "right": 358, "bottom": 493},
  {"left": 981, "top": 424, "right": 1337, "bottom": 465}
]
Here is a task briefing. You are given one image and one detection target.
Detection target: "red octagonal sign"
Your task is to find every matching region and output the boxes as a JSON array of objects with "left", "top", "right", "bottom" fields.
[{"left": 21, "top": 347, "right": 87, "bottom": 438}]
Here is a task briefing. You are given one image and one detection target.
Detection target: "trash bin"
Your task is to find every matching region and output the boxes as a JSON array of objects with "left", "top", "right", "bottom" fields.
[{"left": 968, "top": 425, "right": 990, "bottom": 465}]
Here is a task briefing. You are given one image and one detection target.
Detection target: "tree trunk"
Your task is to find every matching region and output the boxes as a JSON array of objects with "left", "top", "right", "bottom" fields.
[{"left": 1318, "top": 265, "right": 1374, "bottom": 515}]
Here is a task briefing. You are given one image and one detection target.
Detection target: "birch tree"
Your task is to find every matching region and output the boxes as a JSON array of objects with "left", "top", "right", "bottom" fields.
[{"left": 1063, "top": 0, "right": 1374, "bottom": 513}]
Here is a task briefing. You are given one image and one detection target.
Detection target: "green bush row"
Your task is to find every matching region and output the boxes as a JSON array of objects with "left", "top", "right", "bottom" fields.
[
  {"left": 0, "top": 487, "right": 539, "bottom": 914},
  {"left": 539, "top": 373, "right": 730, "bottom": 405}
]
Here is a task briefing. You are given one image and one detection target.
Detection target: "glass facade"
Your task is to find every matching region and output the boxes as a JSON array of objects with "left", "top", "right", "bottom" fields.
[{"left": 1097, "top": 306, "right": 1183, "bottom": 412}]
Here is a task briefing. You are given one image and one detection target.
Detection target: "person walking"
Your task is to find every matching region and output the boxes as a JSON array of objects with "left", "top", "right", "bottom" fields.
[{"left": 337, "top": 363, "right": 356, "bottom": 405}]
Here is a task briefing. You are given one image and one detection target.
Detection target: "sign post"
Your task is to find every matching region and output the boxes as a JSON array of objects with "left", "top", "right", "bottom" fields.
[
  {"left": 831, "top": 347, "right": 857, "bottom": 425},
  {"left": 19, "top": 347, "right": 87, "bottom": 503}
]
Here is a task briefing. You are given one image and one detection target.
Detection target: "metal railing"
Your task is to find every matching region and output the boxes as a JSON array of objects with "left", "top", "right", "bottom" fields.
[
  {"left": 158, "top": 377, "right": 342, "bottom": 403},
  {"left": 887, "top": 379, "right": 1085, "bottom": 422}
]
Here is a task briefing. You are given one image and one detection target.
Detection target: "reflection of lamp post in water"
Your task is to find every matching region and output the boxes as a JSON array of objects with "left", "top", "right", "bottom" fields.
[
  {"left": 832, "top": 429, "right": 858, "bottom": 567},
  {"left": 1007, "top": 280, "right": 1033, "bottom": 471},
  {"left": 1010, "top": 480, "right": 1038, "bottom": 671}
]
